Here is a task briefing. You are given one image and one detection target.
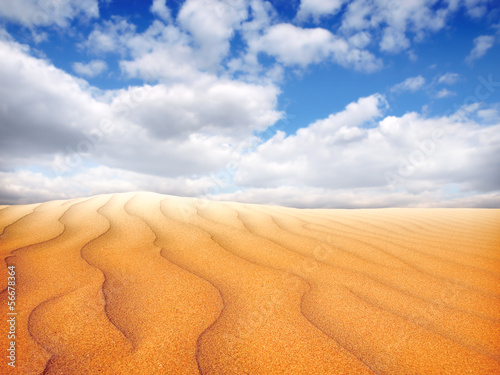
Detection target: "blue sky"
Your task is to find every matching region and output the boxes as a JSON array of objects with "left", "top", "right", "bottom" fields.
[{"left": 0, "top": 0, "right": 499, "bottom": 207}]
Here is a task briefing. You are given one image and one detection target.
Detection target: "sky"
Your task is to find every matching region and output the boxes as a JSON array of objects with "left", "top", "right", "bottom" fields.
[{"left": 0, "top": 0, "right": 499, "bottom": 208}]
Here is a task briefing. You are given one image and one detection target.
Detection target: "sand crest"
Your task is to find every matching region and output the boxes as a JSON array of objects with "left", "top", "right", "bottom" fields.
[{"left": 1, "top": 192, "right": 499, "bottom": 374}]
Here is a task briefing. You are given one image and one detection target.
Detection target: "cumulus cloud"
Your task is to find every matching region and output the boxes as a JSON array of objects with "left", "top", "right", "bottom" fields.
[
  {"left": 251, "top": 23, "right": 381, "bottom": 72},
  {"left": 72, "top": 59, "right": 107, "bottom": 77},
  {"left": 0, "top": 38, "right": 108, "bottom": 167},
  {"left": 83, "top": 17, "right": 137, "bottom": 55},
  {"left": 118, "top": 21, "right": 203, "bottom": 83},
  {"left": 150, "top": 0, "right": 172, "bottom": 23},
  {"left": 0, "top": 35, "right": 281, "bottom": 189},
  {"left": 82, "top": 2, "right": 385, "bottom": 80},
  {"left": 435, "top": 88, "right": 456, "bottom": 98},
  {"left": 341, "top": 0, "right": 449, "bottom": 53},
  {"left": 466, "top": 35, "right": 495, "bottom": 64},
  {"left": 121, "top": 79, "right": 281, "bottom": 140},
  {"left": 460, "top": 0, "right": 490, "bottom": 18},
  {"left": 84, "top": 6, "right": 249, "bottom": 82},
  {"left": 477, "top": 107, "right": 500, "bottom": 123},
  {"left": 437, "top": 72, "right": 461, "bottom": 85},
  {"left": 234, "top": 94, "right": 389, "bottom": 189},
  {"left": 391, "top": 75, "right": 426, "bottom": 92},
  {"left": 339, "top": 0, "right": 493, "bottom": 54},
  {"left": 224, "top": 96, "right": 500, "bottom": 207},
  {"left": 177, "top": 0, "right": 248, "bottom": 69},
  {"left": 296, "top": 0, "right": 347, "bottom": 22},
  {"left": 379, "top": 27, "right": 410, "bottom": 53},
  {"left": 0, "top": 0, "right": 99, "bottom": 28},
  {"left": 252, "top": 24, "right": 334, "bottom": 67},
  {"left": 348, "top": 31, "right": 371, "bottom": 48},
  {"left": 82, "top": 3, "right": 383, "bottom": 81},
  {"left": 3, "top": 89, "right": 499, "bottom": 207}
]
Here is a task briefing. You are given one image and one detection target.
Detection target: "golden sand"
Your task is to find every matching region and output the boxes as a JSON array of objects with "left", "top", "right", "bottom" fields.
[{"left": 0, "top": 192, "right": 499, "bottom": 374}]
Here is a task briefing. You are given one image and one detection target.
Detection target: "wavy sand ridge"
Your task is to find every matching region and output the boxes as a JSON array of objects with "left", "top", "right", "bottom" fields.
[{"left": 0, "top": 192, "right": 499, "bottom": 374}]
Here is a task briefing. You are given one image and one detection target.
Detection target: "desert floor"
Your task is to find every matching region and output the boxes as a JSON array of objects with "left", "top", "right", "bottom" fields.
[{"left": 0, "top": 192, "right": 499, "bottom": 374}]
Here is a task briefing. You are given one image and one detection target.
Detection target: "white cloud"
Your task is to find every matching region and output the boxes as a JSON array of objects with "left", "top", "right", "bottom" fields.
[
  {"left": 348, "top": 31, "right": 371, "bottom": 48},
  {"left": 0, "top": 38, "right": 108, "bottom": 166},
  {"left": 391, "top": 75, "right": 426, "bottom": 92},
  {"left": 3, "top": 88, "right": 499, "bottom": 207},
  {"left": 435, "top": 88, "right": 456, "bottom": 98},
  {"left": 72, "top": 59, "right": 107, "bottom": 77},
  {"left": 83, "top": 17, "right": 137, "bottom": 55},
  {"left": 251, "top": 23, "right": 381, "bottom": 72},
  {"left": 466, "top": 35, "right": 495, "bottom": 64},
  {"left": 462, "top": 0, "right": 490, "bottom": 18},
  {"left": 437, "top": 72, "right": 460, "bottom": 85},
  {"left": 0, "top": 166, "right": 215, "bottom": 205},
  {"left": 477, "top": 108, "right": 500, "bottom": 123},
  {"left": 379, "top": 27, "right": 410, "bottom": 53},
  {"left": 253, "top": 24, "right": 334, "bottom": 67},
  {"left": 0, "top": 0, "right": 99, "bottom": 28},
  {"left": 80, "top": 1, "right": 391, "bottom": 80},
  {"left": 150, "top": 0, "right": 172, "bottom": 23},
  {"left": 445, "top": 0, "right": 491, "bottom": 18},
  {"left": 221, "top": 96, "right": 500, "bottom": 207},
  {"left": 2, "top": 35, "right": 499, "bottom": 208},
  {"left": 296, "top": 0, "right": 347, "bottom": 22},
  {"left": 82, "top": 17, "right": 216, "bottom": 83},
  {"left": 234, "top": 94, "right": 389, "bottom": 188},
  {"left": 339, "top": 0, "right": 488, "bottom": 54},
  {"left": 84, "top": 8, "right": 251, "bottom": 82},
  {"left": 119, "top": 78, "right": 282, "bottom": 141},
  {"left": 0, "top": 35, "right": 282, "bottom": 187},
  {"left": 407, "top": 49, "right": 418, "bottom": 61},
  {"left": 212, "top": 186, "right": 500, "bottom": 208},
  {"left": 340, "top": 0, "right": 373, "bottom": 31},
  {"left": 177, "top": 0, "right": 248, "bottom": 69},
  {"left": 118, "top": 22, "right": 202, "bottom": 83}
]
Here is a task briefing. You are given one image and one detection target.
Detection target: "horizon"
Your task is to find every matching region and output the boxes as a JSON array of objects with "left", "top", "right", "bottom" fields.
[
  {"left": 0, "top": 0, "right": 499, "bottom": 208},
  {"left": 3, "top": 190, "right": 500, "bottom": 210}
]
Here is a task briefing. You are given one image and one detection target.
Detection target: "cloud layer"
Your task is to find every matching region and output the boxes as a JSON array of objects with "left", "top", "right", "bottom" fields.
[{"left": 0, "top": 0, "right": 499, "bottom": 207}]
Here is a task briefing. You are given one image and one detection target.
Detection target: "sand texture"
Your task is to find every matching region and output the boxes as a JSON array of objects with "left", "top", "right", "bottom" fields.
[{"left": 0, "top": 192, "right": 499, "bottom": 374}]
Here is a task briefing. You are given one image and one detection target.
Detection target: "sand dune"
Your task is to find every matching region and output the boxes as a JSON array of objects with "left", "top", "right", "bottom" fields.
[{"left": 1, "top": 192, "right": 499, "bottom": 374}]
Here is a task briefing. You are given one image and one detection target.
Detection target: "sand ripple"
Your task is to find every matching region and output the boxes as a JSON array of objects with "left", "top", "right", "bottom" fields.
[{"left": 0, "top": 192, "right": 499, "bottom": 374}]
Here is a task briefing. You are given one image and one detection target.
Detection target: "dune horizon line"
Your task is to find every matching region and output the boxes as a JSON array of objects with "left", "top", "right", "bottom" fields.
[{"left": 4, "top": 190, "right": 500, "bottom": 210}]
